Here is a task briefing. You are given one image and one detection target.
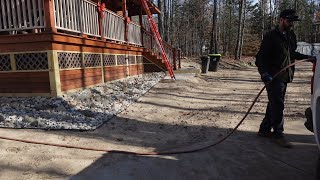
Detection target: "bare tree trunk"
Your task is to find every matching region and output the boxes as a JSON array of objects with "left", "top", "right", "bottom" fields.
[
  {"left": 222, "top": 8, "right": 227, "bottom": 55},
  {"left": 269, "top": 0, "right": 272, "bottom": 28},
  {"left": 169, "top": 0, "right": 174, "bottom": 44},
  {"left": 163, "top": 0, "right": 168, "bottom": 41},
  {"left": 273, "top": 0, "right": 279, "bottom": 25},
  {"left": 235, "top": 0, "right": 245, "bottom": 60},
  {"left": 158, "top": 0, "right": 164, "bottom": 37},
  {"left": 217, "top": 0, "right": 221, "bottom": 53},
  {"left": 227, "top": 0, "right": 232, "bottom": 56},
  {"left": 167, "top": 0, "right": 172, "bottom": 43},
  {"left": 239, "top": 0, "right": 246, "bottom": 57},
  {"left": 222, "top": 1, "right": 228, "bottom": 55},
  {"left": 261, "top": 0, "right": 265, "bottom": 40},
  {"left": 209, "top": 0, "right": 218, "bottom": 54},
  {"left": 215, "top": 0, "right": 220, "bottom": 53}
]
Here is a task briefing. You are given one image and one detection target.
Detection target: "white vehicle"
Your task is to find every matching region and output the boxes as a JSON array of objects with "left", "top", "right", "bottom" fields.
[
  {"left": 308, "top": 54, "right": 320, "bottom": 146},
  {"left": 305, "top": 54, "right": 320, "bottom": 178}
]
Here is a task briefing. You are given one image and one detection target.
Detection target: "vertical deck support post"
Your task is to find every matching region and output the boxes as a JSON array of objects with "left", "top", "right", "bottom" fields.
[
  {"left": 44, "top": 0, "right": 57, "bottom": 33},
  {"left": 100, "top": 53, "right": 105, "bottom": 83},
  {"left": 48, "top": 51, "right": 62, "bottom": 97},
  {"left": 10, "top": 54, "right": 16, "bottom": 71},
  {"left": 139, "top": 7, "right": 144, "bottom": 47},
  {"left": 122, "top": 0, "right": 128, "bottom": 43}
]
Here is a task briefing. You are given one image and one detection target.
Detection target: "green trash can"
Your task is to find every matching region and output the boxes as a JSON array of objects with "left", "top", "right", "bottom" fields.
[
  {"left": 201, "top": 56, "right": 210, "bottom": 74},
  {"left": 208, "top": 54, "right": 221, "bottom": 72}
]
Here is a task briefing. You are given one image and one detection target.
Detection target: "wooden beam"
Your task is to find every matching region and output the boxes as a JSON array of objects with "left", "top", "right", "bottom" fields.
[
  {"left": 10, "top": 54, "right": 16, "bottom": 71},
  {"left": 100, "top": 53, "right": 105, "bottom": 83},
  {"left": 139, "top": 6, "right": 144, "bottom": 46},
  {"left": 48, "top": 50, "right": 62, "bottom": 97},
  {"left": 123, "top": 0, "right": 128, "bottom": 42},
  {"left": 0, "top": 93, "right": 51, "bottom": 97},
  {"left": 44, "top": 0, "right": 57, "bottom": 33}
]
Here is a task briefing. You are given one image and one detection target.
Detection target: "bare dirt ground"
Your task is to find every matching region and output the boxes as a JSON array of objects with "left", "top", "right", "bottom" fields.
[{"left": 0, "top": 57, "right": 318, "bottom": 180}]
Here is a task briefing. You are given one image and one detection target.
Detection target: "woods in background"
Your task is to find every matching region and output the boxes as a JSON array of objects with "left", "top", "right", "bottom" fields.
[{"left": 156, "top": 0, "right": 320, "bottom": 59}]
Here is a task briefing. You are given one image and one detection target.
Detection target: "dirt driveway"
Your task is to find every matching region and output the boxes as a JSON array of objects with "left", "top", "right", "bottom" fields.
[{"left": 0, "top": 59, "right": 318, "bottom": 180}]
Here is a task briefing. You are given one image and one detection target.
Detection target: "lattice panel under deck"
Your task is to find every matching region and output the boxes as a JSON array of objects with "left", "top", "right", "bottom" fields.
[
  {"left": 15, "top": 53, "right": 48, "bottom": 70},
  {"left": 103, "top": 54, "right": 116, "bottom": 66},
  {"left": 0, "top": 54, "right": 11, "bottom": 71},
  {"left": 84, "top": 54, "right": 101, "bottom": 67},
  {"left": 58, "top": 52, "right": 82, "bottom": 69},
  {"left": 117, "top": 55, "right": 127, "bottom": 65},
  {"left": 128, "top": 56, "right": 136, "bottom": 64}
]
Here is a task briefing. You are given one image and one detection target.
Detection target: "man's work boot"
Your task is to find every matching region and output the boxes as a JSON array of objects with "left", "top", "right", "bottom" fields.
[
  {"left": 304, "top": 107, "right": 314, "bottom": 132},
  {"left": 273, "top": 137, "right": 293, "bottom": 148},
  {"left": 304, "top": 121, "right": 314, "bottom": 133},
  {"left": 257, "top": 131, "right": 273, "bottom": 138}
]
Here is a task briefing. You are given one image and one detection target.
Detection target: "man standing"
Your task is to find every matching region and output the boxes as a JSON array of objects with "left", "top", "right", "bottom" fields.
[{"left": 255, "top": 9, "right": 316, "bottom": 148}]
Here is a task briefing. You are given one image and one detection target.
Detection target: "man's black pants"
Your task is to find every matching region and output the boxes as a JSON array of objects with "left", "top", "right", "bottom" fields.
[{"left": 259, "top": 79, "right": 287, "bottom": 138}]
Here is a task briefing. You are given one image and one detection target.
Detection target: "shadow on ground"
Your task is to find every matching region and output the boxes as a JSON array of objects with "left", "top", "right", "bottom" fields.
[
  {"left": 0, "top": 63, "right": 317, "bottom": 179},
  {"left": 67, "top": 119, "right": 318, "bottom": 180}
]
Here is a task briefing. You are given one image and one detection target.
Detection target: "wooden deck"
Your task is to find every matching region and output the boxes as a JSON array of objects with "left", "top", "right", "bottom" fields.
[
  {"left": 0, "top": 31, "right": 165, "bottom": 96},
  {"left": 0, "top": 0, "right": 180, "bottom": 97}
]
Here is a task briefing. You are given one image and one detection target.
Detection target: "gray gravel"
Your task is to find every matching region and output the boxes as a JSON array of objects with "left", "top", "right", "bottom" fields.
[{"left": 0, "top": 72, "right": 165, "bottom": 130}]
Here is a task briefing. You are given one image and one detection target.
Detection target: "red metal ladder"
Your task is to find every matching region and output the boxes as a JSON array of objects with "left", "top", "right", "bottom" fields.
[{"left": 140, "top": 0, "right": 176, "bottom": 80}]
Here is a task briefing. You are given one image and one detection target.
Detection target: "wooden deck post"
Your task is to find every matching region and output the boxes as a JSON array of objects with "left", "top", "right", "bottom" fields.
[
  {"left": 139, "top": 7, "right": 144, "bottom": 46},
  {"left": 10, "top": 54, "right": 16, "bottom": 71},
  {"left": 100, "top": 53, "right": 105, "bottom": 83},
  {"left": 44, "top": 0, "right": 57, "bottom": 33},
  {"left": 97, "top": 0, "right": 104, "bottom": 39},
  {"left": 48, "top": 51, "right": 62, "bottom": 97},
  {"left": 122, "top": 0, "right": 128, "bottom": 42},
  {"left": 126, "top": 54, "right": 130, "bottom": 77}
]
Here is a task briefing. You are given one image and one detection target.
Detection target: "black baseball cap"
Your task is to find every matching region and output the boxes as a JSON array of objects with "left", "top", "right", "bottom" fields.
[{"left": 279, "top": 9, "right": 301, "bottom": 21}]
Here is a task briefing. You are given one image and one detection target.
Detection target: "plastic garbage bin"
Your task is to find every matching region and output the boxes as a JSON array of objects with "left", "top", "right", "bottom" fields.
[
  {"left": 208, "top": 54, "right": 221, "bottom": 72},
  {"left": 201, "top": 56, "right": 210, "bottom": 74}
]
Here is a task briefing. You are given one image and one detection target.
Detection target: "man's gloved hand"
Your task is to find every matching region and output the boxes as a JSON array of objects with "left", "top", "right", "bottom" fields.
[{"left": 261, "top": 72, "right": 272, "bottom": 83}]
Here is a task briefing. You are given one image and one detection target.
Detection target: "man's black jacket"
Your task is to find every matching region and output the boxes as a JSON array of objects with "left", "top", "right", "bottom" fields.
[{"left": 255, "top": 26, "right": 309, "bottom": 83}]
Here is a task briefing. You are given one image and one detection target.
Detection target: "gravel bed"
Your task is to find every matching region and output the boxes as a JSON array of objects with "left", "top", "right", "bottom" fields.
[{"left": 0, "top": 72, "right": 165, "bottom": 130}]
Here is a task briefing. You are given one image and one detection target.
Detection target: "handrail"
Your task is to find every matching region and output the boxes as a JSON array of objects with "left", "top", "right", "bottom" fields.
[
  {"left": 163, "top": 41, "right": 173, "bottom": 50},
  {"left": 142, "top": 28, "right": 179, "bottom": 69},
  {"left": 103, "top": 8, "right": 125, "bottom": 20}
]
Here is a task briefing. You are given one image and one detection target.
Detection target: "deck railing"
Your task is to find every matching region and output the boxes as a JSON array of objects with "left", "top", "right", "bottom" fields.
[
  {"left": 142, "top": 29, "right": 179, "bottom": 69},
  {"left": 0, "top": 0, "right": 46, "bottom": 32},
  {"left": 142, "top": 30, "right": 152, "bottom": 50},
  {"left": 163, "top": 41, "right": 174, "bottom": 66},
  {"left": 53, "top": 0, "right": 80, "bottom": 33},
  {"left": 81, "top": 0, "right": 99, "bottom": 36},
  {"left": 53, "top": 0, "right": 99, "bottom": 36},
  {"left": 128, "top": 22, "right": 142, "bottom": 45},
  {"left": 102, "top": 9, "right": 125, "bottom": 42}
]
